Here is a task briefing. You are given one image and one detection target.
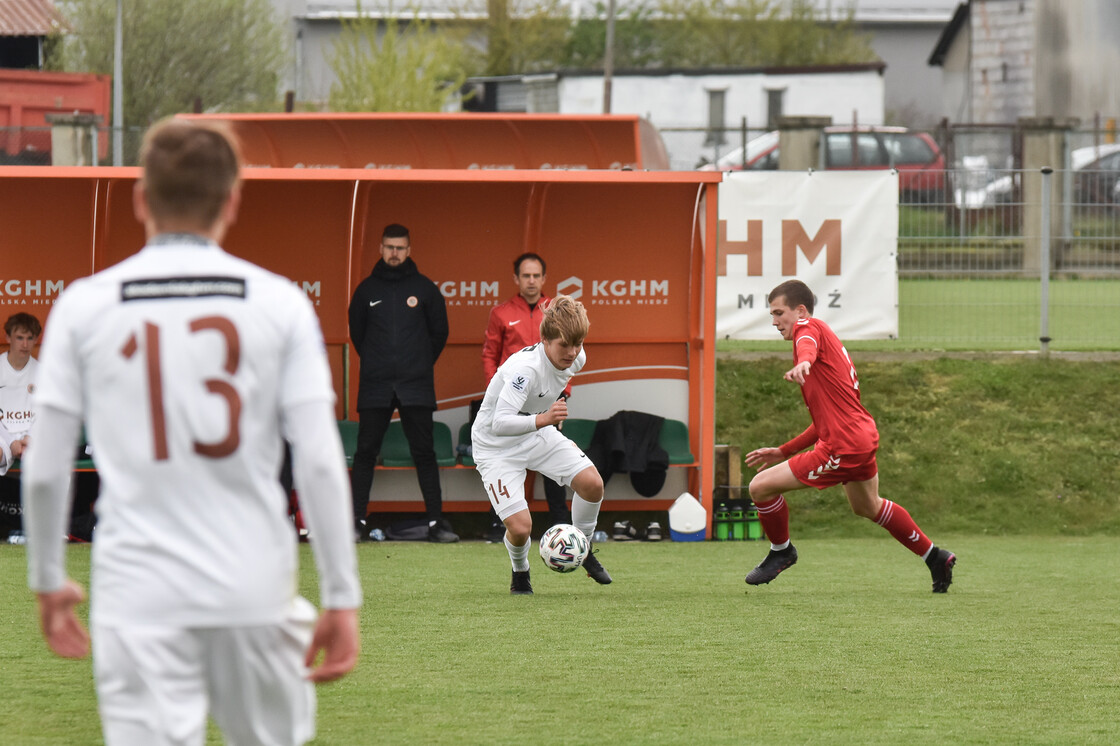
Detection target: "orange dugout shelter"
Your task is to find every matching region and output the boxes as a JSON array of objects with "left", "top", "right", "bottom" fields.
[
  {"left": 177, "top": 112, "right": 671, "bottom": 171},
  {"left": 0, "top": 166, "right": 721, "bottom": 528}
]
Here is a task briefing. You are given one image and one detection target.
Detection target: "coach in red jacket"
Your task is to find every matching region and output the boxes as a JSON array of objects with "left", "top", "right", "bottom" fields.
[{"left": 479, "top": 253, "right": 572, "bottom": 539}]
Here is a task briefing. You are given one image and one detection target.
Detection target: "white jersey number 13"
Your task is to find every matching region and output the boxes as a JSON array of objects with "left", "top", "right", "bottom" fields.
[{"left": 121, "top": 316, "right": 242, "bottom": 461}]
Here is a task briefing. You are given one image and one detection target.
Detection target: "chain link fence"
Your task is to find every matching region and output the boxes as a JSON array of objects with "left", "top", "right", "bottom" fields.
[{"left": 899, "top": 165, "right": 1120, "bottom": 351}]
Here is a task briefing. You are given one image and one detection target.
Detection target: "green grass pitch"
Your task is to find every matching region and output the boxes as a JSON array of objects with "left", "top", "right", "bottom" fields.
[{"left": 3, "top": 537, "right": 1118, "bottom": 744}]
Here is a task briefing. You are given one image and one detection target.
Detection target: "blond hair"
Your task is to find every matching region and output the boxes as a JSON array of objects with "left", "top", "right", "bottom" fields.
[
  {"left": 139, "top": 118, "right": 241, "bottom": 228},
  {"left": 539, "top": 295, "right": 589, "bottom": 345}
]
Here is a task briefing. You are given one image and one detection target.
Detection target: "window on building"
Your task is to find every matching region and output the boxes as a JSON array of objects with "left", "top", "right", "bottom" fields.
[
  {"left": 704, "top": 89, "right": 727, "bottom": 146},
  {"left": 766, "top": 88, "right": 785, "bottom": 130}
]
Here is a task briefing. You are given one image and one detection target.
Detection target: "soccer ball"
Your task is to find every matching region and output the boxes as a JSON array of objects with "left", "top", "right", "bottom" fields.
[{"left": 538, "top": 524, "right": 590, "bottom": 573}]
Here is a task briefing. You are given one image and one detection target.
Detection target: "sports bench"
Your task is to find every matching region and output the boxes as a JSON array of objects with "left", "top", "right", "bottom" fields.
[{"left": 344, "top": 417, "right": 695, "bottom": 514}]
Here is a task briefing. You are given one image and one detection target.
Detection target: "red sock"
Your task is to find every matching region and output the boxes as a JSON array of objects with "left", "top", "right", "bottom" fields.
[
  {"left": 874, "top": 499, "right": 932, "bottom": 557},
  {"left": 754, "top": 494, "right": 790, "bottom": 545}
]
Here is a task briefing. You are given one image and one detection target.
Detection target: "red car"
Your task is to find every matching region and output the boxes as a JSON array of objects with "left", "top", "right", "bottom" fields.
[{"left": 700, "top": 126, "right": 946, "bottom": 203}]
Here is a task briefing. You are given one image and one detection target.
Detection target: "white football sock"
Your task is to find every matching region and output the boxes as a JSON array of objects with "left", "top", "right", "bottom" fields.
[
  {"left": 571, "top": 495, "right": 601, "bottom": 540},
  {"left": 505, "top": 534, "right": 531, "bottom": 572}
]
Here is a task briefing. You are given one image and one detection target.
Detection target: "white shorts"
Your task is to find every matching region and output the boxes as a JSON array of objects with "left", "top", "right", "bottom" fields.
[
  {"left": 474, "top": 427, "right": 593, "bottom": 520},
  {"left": 92, "top": 597, "right": 318, "bottom": 746}
]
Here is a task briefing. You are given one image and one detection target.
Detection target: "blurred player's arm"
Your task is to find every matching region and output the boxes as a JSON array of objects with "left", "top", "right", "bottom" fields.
[
  {"left": 285, "top": 287, "right": 362, "bottom": 682},
  {"left": 283, "top": 398, "right": 361, "bottom": 682},
  {"left": 23, "top": 404, "right": 90, "bottom": 659}
]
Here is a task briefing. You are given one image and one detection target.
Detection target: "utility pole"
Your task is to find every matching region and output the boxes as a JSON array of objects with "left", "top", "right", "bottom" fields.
[
  {"left": 602, "top": 0, "right": 615, "bottom": 113},
  {"left": 113, "top": 0, "right": 123, "bottom": 166}
]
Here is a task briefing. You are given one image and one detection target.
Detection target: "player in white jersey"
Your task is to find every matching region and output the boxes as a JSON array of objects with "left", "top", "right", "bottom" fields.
[
  {"left": 22, "top": 118, "right": 361, "bottom": 746},
  {"left": 471, "top": 295, "right": 612, "bottom": 594},
  {"left": 0, "top": 312, "right": 40, "bottom": 438},
  {"left": 0, "top": 314, "right": 38, "bottom": 533}
]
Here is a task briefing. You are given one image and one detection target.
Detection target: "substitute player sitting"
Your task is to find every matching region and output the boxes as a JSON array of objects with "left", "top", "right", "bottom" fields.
[
  {"left": 471, "top": 295, "right": 611, "bottom": 594},
  {"left": 23, "top": 118, "right": 361, "bottom": 745},
  {"left": 744, "top": 279, "right": 956, "bottom": 593}
]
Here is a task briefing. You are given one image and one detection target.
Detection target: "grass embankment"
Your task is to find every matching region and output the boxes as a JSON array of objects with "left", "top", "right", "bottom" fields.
[{"left": 716, "top": 355, "right": 1120, "bottom": 537}]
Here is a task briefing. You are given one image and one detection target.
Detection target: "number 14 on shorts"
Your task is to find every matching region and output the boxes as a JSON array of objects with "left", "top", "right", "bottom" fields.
[{"left": 487, "top": 480, "right": 512, "bottom": 503}]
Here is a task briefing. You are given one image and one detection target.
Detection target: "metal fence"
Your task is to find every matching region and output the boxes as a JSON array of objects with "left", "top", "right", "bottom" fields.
[
  {"left": 898, "top": 165, "right": 1120, "bottom": 351},
  {"left": 3, "top": 123, "right": 1118, "bottom": 350}
]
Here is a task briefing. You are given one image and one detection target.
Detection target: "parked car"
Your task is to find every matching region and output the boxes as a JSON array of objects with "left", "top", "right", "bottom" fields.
[
  {"left": 957, "top": 143, "right": 1120, "bottom": 208},
  {"left": 698, "top": 126, "right": 946, "bottom": 202},
  {"left": 1072, "top": 143, "right": 1120, "bottom": 204}
]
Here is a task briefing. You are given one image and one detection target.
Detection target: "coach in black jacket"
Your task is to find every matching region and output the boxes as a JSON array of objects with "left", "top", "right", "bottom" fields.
[{"left": 347, "top": 223, "right": 457, "bottom": 543}]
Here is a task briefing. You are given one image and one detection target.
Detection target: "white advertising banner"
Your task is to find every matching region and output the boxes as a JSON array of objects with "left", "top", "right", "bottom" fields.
[{"left": 716, "top": 171, "right": 899, "bottom": 340}]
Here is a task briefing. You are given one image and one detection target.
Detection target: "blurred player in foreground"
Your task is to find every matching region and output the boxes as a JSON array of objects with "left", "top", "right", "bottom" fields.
[
  {"left": 471, "top": 296, "right": 612, "bottom": 594},
  {"left": 744, "top": 279, "right": 956, "bottom": 593},
  {"left": 23, "top": 117, "right": 361, "bottom": 745}
]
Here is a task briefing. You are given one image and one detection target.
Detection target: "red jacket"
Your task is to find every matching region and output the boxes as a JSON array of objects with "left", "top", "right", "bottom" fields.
[{"left": 482, "top": 294, "right": 552, "bottom": 383}]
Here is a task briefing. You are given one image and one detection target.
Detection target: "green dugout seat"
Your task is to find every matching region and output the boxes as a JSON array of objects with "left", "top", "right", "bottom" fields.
[
  {"left": 658, "top": 418, "right": 694, "bottom": 464},
  {"left": 381, "top": 421, "right": 457, "bottom": 467},
  {"left": 457, "top": 423, "right": 475, "bottom": 467},
  {"left": 557, "top": 418, "right": 596, "bottom": 451}
]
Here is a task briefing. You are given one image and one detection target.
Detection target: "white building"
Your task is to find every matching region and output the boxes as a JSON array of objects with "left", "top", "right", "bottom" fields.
[{"left": 466, "top": 64, "right": 886, "bottom": 170}]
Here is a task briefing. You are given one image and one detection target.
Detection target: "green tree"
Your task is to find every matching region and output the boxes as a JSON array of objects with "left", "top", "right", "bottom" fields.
[
  {"left": 58, "top": 0, "right": 286, "bottom": 127},
  {"left": 328, "top": 5, "right": 473, "bottom": 111},
  {"left": 560, "top": 0, "right": 876, "bottom": 70},
  {"left": 484, "top": 0, "right": 571, "bottom": 75},
  {"left": 562, "top": 2, "right": 660, "bottom": 70}
]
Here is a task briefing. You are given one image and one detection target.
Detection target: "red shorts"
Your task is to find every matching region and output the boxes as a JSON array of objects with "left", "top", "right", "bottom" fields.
[{"left": 788, "top": 446, "right": 878, "bottom": 489}]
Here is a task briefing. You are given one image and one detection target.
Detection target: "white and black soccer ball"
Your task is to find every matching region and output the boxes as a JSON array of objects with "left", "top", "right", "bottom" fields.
[{"left": 538, "top": 524, "right": 590, "bottom": 573}]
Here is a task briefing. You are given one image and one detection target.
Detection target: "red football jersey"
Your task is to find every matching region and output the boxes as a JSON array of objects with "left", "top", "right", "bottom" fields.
[{"left": 791, "top": 317, "right": 879, "bottom": 454}]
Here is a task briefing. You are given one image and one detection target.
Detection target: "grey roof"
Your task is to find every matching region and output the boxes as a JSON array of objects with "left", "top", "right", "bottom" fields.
[
  {"left": 295, "top": 0, "right": 958, "bottom": 23},
  {"left": 928, "top": 2, "right": 968, "bottom": 66}
]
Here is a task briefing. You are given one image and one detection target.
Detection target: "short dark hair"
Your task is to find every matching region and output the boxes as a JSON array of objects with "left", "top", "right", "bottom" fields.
[
  {"left": 139, "top": 118, "right": 241, "bottom": 228},
  {"left": 382, "top": 223, "right": 410, "bottom": 241},
  {"left": 514, "top": 252, "right": 546, "bottom": 275},
  {"left": 5, "top": 312, "right": 41, "bottom": 338},
  {"left": 768, "top": 279, "right": 815, "bottom": 314}
]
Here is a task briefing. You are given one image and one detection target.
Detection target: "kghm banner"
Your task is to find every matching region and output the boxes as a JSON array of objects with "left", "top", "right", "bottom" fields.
[{"left": 716, "top": 171, "right": 899, "bottom": 340}]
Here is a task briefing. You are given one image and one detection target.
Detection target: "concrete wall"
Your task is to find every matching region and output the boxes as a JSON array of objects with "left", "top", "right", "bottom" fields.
[
  {"left": 970, "top": 0, "right": 1036, "bottom": 125},
  {"left": 1035, "top": 0, "right": 1120, "bottom": 124}
]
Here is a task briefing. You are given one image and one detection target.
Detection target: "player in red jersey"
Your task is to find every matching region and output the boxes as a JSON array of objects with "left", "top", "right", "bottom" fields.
[{"left": 743, "top": 279, "right": 955, "bottom": 592}]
